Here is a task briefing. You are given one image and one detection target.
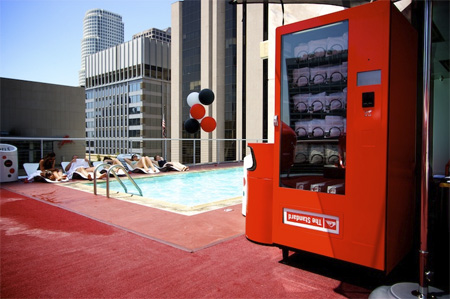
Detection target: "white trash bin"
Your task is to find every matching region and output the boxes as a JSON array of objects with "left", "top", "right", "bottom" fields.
[
  {"left": 242, "top": 154, "right": 253, "bottom": 216},
  {"left": 0, "top": 144, "right": 18, "bottom": 182}
]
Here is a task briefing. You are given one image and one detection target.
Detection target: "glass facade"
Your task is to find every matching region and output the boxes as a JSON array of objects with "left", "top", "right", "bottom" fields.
[
  {"left": 181, "top": 0, "right": 201, "bottom": 163},
  {"left": 224, "top": 2, "right": 237, "bottom": 161},
  {"left": 280, "top": 21, "right": 348, "bottom": 194},
  {"left": 85, "top": 38, "right": 170, "bottom": 157},
  {"left": 180, "top": 0, "right": 237, "bottom": 163},
  {"left": 80, "top": 9, "right": 124, "bottom": 86}
]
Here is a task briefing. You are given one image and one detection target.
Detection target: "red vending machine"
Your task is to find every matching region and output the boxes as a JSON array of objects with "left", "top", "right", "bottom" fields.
[{"left": 246, "top": 1, "right": 417, "bottom": 273}]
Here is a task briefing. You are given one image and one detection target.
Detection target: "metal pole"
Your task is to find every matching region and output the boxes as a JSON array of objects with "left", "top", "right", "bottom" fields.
[
  {"left": 217, "top": 139, "right": 220, "bottom": 164},
  {"left": 193, "top": 139, "right": 196, "bottom": 165},
  {"left": 419, "top": 0, "right": 432, "bottom": 297}
]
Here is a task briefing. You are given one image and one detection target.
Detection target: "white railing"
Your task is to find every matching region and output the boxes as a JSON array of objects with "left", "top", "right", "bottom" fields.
[{"left": 0, "top": 136, "right": 267, "bottom": 167}]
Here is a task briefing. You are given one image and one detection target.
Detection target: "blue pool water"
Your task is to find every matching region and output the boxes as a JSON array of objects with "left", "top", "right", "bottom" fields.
[{"left": 104, "top": 167, "right": 243, "bottom": 207}]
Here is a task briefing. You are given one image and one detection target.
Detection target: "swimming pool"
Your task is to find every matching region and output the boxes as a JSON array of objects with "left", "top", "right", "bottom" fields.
[{"left": 101, "top": 167, "right": 243, "bottom": 207}]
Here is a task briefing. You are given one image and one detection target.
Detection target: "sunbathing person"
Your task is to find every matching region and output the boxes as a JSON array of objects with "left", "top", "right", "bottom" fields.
[
  {"left": 103, "top": 156, "right": 121, "bottom": 165},
  {"left": 124, "top": 154, "right": 157, "bottom": 173},
  {"left": 39, "top": 152, "right": 67, "bottom": 181},
  {"left": 65, "top": 155, "right": 105, "bottom": 180},
  {"left": 153, "top": 155, "right": 189, "bottom": 172}
]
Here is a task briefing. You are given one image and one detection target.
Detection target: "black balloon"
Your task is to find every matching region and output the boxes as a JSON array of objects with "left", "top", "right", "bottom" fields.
[
  {"left": 184, "top": 118, "right": 200, "bottom": 134},
  {"left": 198, "top": 89, "right": 215, "bottom": 105}
]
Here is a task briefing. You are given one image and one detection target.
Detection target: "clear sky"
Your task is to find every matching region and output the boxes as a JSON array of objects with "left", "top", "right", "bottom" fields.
[{"left": 0, "top": 0, "right": 173, "bottom": 87}]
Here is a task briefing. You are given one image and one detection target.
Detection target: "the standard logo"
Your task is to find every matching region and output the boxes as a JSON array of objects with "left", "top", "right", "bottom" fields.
[{"left": 283, "top": 208, "right": 339, "bottom": 234}]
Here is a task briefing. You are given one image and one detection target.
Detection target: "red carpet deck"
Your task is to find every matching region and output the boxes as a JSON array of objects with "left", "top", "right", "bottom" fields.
[
  {"left": 1, "top": 187, "right": 372, "bottom": 298},
  {"left": 2, "top": 181, "right": 245, "bottom": 252}
]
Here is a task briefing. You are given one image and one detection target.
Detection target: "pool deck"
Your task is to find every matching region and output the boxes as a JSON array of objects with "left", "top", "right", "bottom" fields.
[
  {"left": 2, "top": 161, "right": 434, "bottom": 298},
  {"left": 2, "top": 162, "right": 245, "bottom": 252}
]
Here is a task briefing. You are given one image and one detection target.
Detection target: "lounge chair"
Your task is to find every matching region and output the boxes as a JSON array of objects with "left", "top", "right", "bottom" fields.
[
  {"left": 116, "top": 154, "right": 160, "bottom": 174},
  {"left": 61, "top": 160, "right": 94, "bottom": 180},
  {"left": 125, "top": 161, "right": 160, "bottom": 174},
  {"left": 92, "top": 161, "right": 127, "bottom": 176},
  {"left": 153, "top": 161, "right": 183, "bottom": 172},
  {"left": 23, "top": 163, "right": 69, "bottom": 183}
]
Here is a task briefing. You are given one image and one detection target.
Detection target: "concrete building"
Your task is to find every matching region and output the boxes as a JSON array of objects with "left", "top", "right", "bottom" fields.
[
  {"left": 133, "top": 27, "right": 172, "bottom": 43},
  {"left": 171, "top": 0, "right": 237, "bottom": 164},
  {"left": 79, "top": 9, "right": 124, "bottom": 87},
  {"left": 84, "top": 36, "right": 170, "bottom": 158},
  {"left": 0, "top": 78, "right": 86, "bottom": 165}
]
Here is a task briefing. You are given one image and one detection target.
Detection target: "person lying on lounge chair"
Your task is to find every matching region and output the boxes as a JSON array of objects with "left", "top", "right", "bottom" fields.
[
  {"left": 124, "top": 154, "right": 157, "bottom": 173},
  {"left": 103, "top": 156, "right": 121, "bottom": 165},
  {"left": 65, "top": 155, "right": 106, "bottom": 180},
  {"left": 153, "top": 155, "right": 189, "bottom": 172},
  {"left": 39, "top": 152, "right": 67, "bottom": 181}
]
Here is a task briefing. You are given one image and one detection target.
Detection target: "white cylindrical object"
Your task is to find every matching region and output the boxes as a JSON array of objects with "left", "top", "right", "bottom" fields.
[{"left": 0, "top": 144, "right": 18, "bottom": 182}]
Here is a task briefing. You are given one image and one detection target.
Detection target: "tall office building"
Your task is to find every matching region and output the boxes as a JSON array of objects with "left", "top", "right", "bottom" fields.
[
  {"left": 84, "top": 36, "right": 170, "bottom": 157},
  {"left": 79, "top": 9, "right": 124, "bottom": 86},
  {"left": 171, "top": 0, "right": 237, "bottom": 163}
]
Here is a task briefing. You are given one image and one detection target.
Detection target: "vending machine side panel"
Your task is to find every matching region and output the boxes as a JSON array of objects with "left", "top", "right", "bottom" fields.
[{"left": 385, "top": 6, "right": 418, "bottom": 273}]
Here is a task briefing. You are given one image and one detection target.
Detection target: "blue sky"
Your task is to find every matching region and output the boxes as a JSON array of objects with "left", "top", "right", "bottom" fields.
[{"left": 0, "top": 0, "right": 173, "bottom": 87}]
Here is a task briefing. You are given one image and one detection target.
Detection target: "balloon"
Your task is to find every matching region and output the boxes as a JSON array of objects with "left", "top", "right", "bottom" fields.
[
  {"left": 187, "top": 92, "right": 200, "bottom": 107},
  {"left": 190, "top": 104, "right": 206, "bottom": 120},
  {"left": 201, "top": 116, "right": 216, "bottom": 133},
  {"left": 184, "top": 118, "right": 200, "bottom": 134},
  {"left": 199, "top": 89, "right": 215, "bottom": 105}
]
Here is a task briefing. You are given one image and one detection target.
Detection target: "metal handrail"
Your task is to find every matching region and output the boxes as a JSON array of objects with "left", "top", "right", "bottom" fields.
[{"left": 93, "top": 163, "right": 142, "bottom": 198}]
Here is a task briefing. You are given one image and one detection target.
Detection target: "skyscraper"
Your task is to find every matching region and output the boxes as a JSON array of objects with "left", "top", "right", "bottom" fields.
[
  {"left": 84, "top": 36, "right": 171, "bottom": 157},
  {"left": 171, "top": 0, "right": 237, "bottom": 164},
  {"left": 79, "top": 9, "right": 124, "bottom": 86}
]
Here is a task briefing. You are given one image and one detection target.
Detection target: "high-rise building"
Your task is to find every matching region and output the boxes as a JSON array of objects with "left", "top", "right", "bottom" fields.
[
  {"left": 79, "top": 9, "right": 124, "bottom": 87},
  {"left": 171, "top": 0, "right": 237, "bottom": 163},
  {"left": 84, "top": 36, "right": 170, "bottom": 157}
]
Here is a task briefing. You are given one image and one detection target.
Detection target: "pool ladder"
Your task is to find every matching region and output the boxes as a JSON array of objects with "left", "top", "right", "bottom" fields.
[{"left": 93, "top": 163, "right": 142, "bottom": 198}]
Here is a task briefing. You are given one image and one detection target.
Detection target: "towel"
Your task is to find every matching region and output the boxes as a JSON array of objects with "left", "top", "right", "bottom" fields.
[
  {"left": 310, "top": 66, "right": 327, "bottom": 85},
  {"left": 326, "top": 32, "right": 348, "bottom": 56},
  {"left": 308, "top": 38, "right": 327, "bottom": 58},
  {"left": 66, "top": 159, "right": 91, "bottom": 179},
  {"left": 292, "top": 67, "right": 309, "bottom": 87},
  {"left": 326, "top": 92, "right": 346, "bottom": 111},
  {"left": 292, "top": 94, "right": 310, "bottom": 112},
  {"left": 309, "top": 92, "right": 327, "bottom": 112},
  {"left": 326, "top": 62, "right": 347, "bottom": 83},
  {"left": 294, "top": 43, "right": 309, "bottom": 60}
]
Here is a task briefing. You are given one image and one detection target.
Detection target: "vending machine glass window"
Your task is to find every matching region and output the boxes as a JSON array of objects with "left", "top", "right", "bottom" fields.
[{"left": 280, "top": 21, "right": 348, "bottom": 195}]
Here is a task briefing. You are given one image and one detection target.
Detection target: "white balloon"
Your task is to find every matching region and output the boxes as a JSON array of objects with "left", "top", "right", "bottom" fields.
[{"left": 187, "top": 92, "right": 200, "bottom": 107}]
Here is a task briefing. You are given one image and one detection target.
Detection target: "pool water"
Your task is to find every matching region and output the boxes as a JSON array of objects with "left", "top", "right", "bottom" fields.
[{"left": 104, "top": 167, "right": 243, "bottom": 207}]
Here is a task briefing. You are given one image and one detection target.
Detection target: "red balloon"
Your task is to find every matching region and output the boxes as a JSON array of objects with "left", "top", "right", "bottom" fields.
[
  {"left": 190, "top": 104, "right": 206, "bottom": 120},
  {"left": 201, "top": 116, "right": 216, "bottom": 132}
]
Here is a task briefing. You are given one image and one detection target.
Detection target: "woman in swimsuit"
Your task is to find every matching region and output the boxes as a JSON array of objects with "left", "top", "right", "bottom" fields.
[
  {"left": 124, "top": 154, "right": 157, "bottom": 173},
  {"left": 153, "top": 155, "right": 189, "bottom": 171},
  {"left": 39, "top": 152, "right": 66, "bottom": 181}
]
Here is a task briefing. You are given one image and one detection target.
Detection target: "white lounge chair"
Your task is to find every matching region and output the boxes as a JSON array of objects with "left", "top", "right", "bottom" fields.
[
  {"left": 61, "top": 160, "right": 94, "bottom": 180},
  {"left": 92, "top": 161, "right": 127, "bottom": 176},
  {"left": 23, "top": 163, "right": 69, "bottom": 183},
  {"left": 116, "top": 154, "right": 160, "bottom": 174}
]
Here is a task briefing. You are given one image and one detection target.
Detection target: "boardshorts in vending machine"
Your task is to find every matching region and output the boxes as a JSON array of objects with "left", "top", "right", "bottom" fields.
[{"left": 246, "top": 0, "right": 418, "bottom": 273}]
